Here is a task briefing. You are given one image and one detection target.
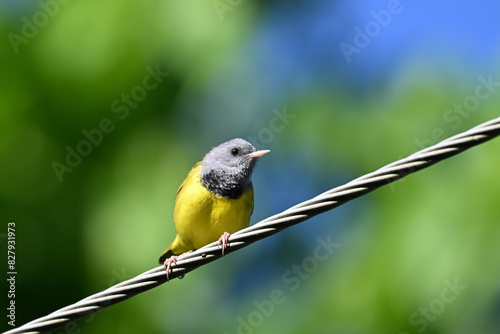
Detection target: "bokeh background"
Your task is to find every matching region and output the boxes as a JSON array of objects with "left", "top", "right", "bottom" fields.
[{"left": 1, "top": 0, "right": 500, "bottom": 333}]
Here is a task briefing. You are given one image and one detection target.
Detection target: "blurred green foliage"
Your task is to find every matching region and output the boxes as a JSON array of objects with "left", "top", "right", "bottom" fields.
[{"left": 1, "top": 1, "right": 500, "bottom": 334}]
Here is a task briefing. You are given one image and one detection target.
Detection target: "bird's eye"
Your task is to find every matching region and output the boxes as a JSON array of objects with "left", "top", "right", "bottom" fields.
[{"left": 231, "top": 148, "right": 240, "bottom": 156}]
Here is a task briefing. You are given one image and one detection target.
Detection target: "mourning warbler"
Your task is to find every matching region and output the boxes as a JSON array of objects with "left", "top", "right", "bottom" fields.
[{"left": 159, "top": 138, "right": 269, "bottom": 277}]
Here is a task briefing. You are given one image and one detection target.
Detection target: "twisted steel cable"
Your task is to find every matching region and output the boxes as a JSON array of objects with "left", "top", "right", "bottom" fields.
[{"left": 5, "top": 116, "right": 500, "bottom": 334}]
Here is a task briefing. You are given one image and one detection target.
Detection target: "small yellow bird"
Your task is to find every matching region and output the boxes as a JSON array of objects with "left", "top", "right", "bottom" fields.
[{"left": 159, "top": 138, "right": 269, "bottom": 278}]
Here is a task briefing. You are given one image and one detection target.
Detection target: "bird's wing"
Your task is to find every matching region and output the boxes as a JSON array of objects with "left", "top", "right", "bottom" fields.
[{"left": 177, "top": 162, "right": 202, "bottom": 195}]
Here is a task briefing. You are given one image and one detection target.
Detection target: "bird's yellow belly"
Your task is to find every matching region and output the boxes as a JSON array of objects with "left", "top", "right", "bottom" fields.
[{"left": 173, "top": 175, "right": 254, "bottom": 250}]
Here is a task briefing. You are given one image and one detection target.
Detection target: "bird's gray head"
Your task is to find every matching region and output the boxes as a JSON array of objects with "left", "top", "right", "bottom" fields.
[{"left": 200, "top": 138, "right": 269, "bottom": 199}]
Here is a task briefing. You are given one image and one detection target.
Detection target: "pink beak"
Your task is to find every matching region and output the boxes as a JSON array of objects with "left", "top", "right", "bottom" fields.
[{"left": 246, "top": 149, "right": 270, "bottom": 159}]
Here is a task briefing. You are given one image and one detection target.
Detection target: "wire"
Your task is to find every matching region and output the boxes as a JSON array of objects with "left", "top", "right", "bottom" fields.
[{"left": 4, "top": 116, "right": 500, "bottom": 334}]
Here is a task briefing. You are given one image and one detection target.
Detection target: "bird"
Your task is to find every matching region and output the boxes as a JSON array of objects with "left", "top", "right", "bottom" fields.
[{"left": 158, "top": 138, "right": 270, "bottom": 279}]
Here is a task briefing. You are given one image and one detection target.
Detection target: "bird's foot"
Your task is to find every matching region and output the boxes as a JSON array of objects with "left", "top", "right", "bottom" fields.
[
  {"left": 163, "top": 256, "right": 178, "bottom": 281},
  {"left": 218, "top": 231, "right": 231, "bottom": 256}
]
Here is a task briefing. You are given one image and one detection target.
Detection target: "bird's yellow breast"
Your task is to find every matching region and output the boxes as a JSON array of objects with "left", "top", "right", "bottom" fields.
[{"left": 172, "top": 163, "right": 254, "bottom": 252}]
